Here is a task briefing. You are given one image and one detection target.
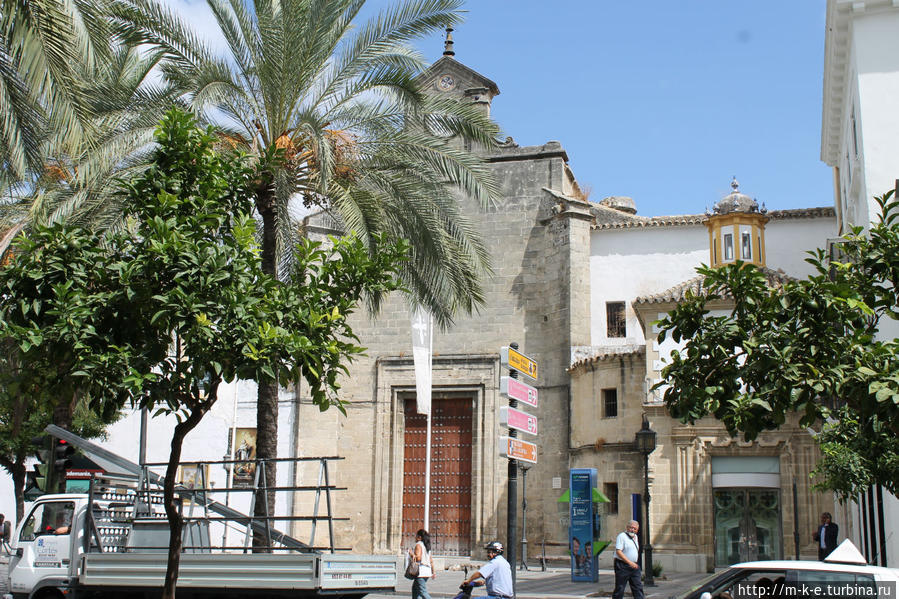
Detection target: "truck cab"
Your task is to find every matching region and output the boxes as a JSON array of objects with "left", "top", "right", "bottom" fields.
[{"left": 6, "top": 494, "right": 86, "bottom": 598}]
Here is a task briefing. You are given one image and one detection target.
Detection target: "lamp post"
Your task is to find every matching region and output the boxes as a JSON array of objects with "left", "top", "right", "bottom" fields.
[{"left": 634, "top": 415, "right": 657, "bottom": 587}]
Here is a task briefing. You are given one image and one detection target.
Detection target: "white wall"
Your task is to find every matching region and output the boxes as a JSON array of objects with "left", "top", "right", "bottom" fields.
[
  {"left": 827, "top": 6, "right": 899, "bottom": 568},
  {"left": 1, "top": 381, "right": 300, "bottom": 543},
  {"left": 589, "top": 215, "right": 836, "bottom": 348},
  {"left": 589, "top": 225, "right": 708, "bottom": 346},
  {"left": 763, "top": 217, "right": 837, "bottom": 275},
  {"left": 854, "top": 11, "right": 899, "bottom": 228}
]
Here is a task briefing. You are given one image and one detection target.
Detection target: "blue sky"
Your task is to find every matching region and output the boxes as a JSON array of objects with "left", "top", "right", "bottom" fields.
[
  {"left": 176, "top": 0, "right": 833, "bottom": 217},
  {"left": 366, "top": 0, "right": 833, "bottom": 217}
]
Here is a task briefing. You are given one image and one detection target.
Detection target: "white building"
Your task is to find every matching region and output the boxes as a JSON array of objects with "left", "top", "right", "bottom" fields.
[
  {"left": 821, "top": 0, "right": 899, "bottom": 568},
  {"left": 570, "top": 184, "right": 837, "bottom": 572}
]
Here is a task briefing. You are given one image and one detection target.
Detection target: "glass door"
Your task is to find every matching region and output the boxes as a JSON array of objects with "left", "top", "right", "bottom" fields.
[{"left": 713, "top": 488, "right": 782, "bottom": 566}]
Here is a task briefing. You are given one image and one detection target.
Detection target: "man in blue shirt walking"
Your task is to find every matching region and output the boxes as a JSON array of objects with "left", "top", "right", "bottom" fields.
[
  {"left": 462, "top": 541, "right": 514, "bottom": 599},
  {"left": 612, "top": 521, "right": 644, "bottom": 599}
]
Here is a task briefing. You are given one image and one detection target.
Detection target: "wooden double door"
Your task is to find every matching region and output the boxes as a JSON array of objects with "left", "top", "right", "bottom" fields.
[{"left": 402, "top": 396, "right": 473, "bottom": 556}]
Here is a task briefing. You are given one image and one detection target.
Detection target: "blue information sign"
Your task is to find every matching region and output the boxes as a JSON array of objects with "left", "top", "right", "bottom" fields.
[{"left": 568, "top": 469, "right": 599, "bottom": 582}]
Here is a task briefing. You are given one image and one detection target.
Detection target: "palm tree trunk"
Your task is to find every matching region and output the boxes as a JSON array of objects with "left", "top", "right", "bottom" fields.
[
  {"left": 161, "top": 400, "right": 211, "bottom": 599},
  {"left": 254, "top": 186, "right": 278, "bottom": 551},
  {"left": 254, "top": 382, "right": 278, "bottom": 551}
]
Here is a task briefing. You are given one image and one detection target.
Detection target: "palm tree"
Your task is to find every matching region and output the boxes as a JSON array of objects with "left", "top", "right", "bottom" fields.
[
  {"left": 117, "top": 0, "right": 501, "bottom": 544},
  {"left": 1, "top": 0, "right": 113, "bottom": 181},
  {"left": 27, "top": 42, "right": 182, "bottom": 230}
]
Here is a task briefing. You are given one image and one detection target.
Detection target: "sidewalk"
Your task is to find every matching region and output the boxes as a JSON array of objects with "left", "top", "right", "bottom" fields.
[{"left": 374, "top": 565, "right": 711, "bottom": 599}]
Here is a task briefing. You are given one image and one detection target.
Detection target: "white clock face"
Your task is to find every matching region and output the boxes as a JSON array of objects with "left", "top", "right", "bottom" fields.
[{"left": 438, "top": 74, "right": 455, "bottom": 90}]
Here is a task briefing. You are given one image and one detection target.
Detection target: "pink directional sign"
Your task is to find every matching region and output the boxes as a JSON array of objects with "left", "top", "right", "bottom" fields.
[
  {"left": 499, "top": 406, "right": 538, "bottom": 436},
  {"left": 500, "top": 376, "right": 538, "bottom": 408}
]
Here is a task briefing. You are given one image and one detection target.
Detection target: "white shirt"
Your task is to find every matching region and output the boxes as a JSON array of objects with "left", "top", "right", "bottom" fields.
[
  {"left": 479, "top": 554, "right": 513, "bottom": 597},
  {"left": 415, "top": 541, "right": 432, "bottom": 578},
  {"left": 615, "top": 531, "right": 640, "bottom": 564}
]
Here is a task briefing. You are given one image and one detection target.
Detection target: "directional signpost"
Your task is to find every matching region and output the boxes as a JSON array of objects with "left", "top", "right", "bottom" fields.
[
  {"left": 498, "top": 436, "right": 538, "bottom": 463},
  {"left": 500, "top": 406, "right": 538, "bottom": 435},
  {"left": 500, "top": 343, "right": 539, "bottom": 587},
  {"left": 501, "top": 346, "right": 538, "bottom": 380},
  {"left": 500, "top": 376, "right": 538, "bottom": 408}
]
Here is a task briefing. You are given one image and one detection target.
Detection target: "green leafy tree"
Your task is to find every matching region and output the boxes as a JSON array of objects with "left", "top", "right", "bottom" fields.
[
  {"left": 115, "top": 0, "right": 500, "bottom": 535},
  {"left": 0, "top": 222, "right": 128, "bottom": 514},
  {"left": 655, "top": 191, "right": 899, "bottom": 499},
  {"left": 1, "top": 109, "right": 405, "bottom": 598},
  {"left": 114, "top": 110, "right": 405, "bottom": 597}
]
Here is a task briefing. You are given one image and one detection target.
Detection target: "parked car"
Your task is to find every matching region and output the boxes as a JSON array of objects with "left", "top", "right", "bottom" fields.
[{"left": 679, "top": 541, "right": 899, "bottom": 599}]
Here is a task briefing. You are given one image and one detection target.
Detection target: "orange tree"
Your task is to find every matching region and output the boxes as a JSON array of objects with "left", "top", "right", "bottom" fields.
[
  {"left": 655, "top": 191, "right": 899, "bottom": 498},
  {"left": 0, "top": 109, "right": 406, "bottom": 599}
]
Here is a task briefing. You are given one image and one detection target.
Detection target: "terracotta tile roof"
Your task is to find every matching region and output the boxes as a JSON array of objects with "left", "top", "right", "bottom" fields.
[
  {"left": 568, "top": 344, "right": 644, "bottom": 373},
  {"left": 591, "top": 206, "right": 835, "bottom": 230},
  {"left": 633, "top": 267, "right": 794, "bottom": 305}
]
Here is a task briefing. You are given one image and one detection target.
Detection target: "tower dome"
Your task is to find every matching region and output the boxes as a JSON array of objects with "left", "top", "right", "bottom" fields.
[
  {"left": 705, "top": 177, "right": 769, "bottom": 268},
  {"left": 712, "top": 177, "right": 761, "bottom": 215}
]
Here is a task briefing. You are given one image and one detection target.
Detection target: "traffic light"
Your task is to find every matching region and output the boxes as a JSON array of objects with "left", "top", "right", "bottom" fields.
[
  {"left": 31, "top": 435, "right": 50, "bottom": 462},
  {"left": 25, "top": 465, "right": 46, "bottom": 500},
  {"left": 53, "top": 439, "right": 75, "bottom": 476}
]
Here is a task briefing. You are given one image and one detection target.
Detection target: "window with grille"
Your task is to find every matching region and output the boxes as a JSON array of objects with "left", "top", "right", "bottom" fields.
[
  {"left": 604, "top": 482, "right": 619, "bottom": 515},
  {"left": 606, "top": 302, "right": 626, "bottom": 338},
  {"left": 602, "top": 388, "right": 618, "bottom": 418}
]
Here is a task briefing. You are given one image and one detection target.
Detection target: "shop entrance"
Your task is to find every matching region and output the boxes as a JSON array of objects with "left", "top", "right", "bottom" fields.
[{"left": 713, "top": 488, "right": 782, "bottom": 566}]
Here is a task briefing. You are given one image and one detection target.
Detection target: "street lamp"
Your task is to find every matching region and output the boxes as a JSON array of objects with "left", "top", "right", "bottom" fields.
[{"left": 634, "top": 415, "right": 657, "bottom": 587}]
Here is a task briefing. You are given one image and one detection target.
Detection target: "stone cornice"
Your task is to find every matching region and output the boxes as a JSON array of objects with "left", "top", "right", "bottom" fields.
[
  {"left": 821, "top": 0, "right": 899, "bottom": 165},
  {"left": 486, "top": 140, "right": 568, "bottom": 163}
]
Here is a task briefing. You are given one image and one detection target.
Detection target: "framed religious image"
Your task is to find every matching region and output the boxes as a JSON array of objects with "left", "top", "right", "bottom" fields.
[
  {"left": 229, "top": 428, "right": 257, "bottom": 487},
  {"left": 177, "top": 463, "right": 208, "bottom": 493}
]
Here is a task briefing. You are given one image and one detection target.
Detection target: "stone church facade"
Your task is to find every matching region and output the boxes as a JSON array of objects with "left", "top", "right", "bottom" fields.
[
  {"left": 297, "top": 44, "right": 840, "bottom": 572},
  {"left": 300, "top": 46, "right": 593, "bottom": 558}
]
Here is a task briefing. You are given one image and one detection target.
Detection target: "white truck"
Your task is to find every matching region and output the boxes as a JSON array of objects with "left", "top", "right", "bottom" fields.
[{"left": 3, "top": 427, "right": 399, "bottom": 599}]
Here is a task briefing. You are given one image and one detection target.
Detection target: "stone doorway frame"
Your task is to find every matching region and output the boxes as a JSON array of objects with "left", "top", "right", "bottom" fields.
[{"left": 371, "top": 353, "right": 501, "bottom": 556}]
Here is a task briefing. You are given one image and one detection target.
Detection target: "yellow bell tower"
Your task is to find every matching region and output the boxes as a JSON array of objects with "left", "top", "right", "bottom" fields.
[{"left": 705, "top": 177, "right": 769, "bottom": 267}]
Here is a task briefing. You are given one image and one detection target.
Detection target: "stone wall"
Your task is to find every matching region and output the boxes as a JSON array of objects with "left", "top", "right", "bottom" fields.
[
  {"left": 569, "top": 351, "right": 833, "bottom": 573},
  {"left": 296, "top": 141, "right": 593, "bottom": 558}
]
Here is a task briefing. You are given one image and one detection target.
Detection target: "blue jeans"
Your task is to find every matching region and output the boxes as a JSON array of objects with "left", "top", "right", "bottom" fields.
[{"left": 412, "top": 576, "right": 431, "bottom": 599}]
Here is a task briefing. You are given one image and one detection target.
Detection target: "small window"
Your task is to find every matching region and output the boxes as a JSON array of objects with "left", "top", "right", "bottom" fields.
[
  {"left": 606, "top": 302, "right": 626, "bottom": 338},
  {"left": 602, "top": 388, "right": 618, "bottom": 418},
  {"left": 741, "top": 231, "right": 752, "bottom": 260},
  {"left": 604, "top": 483, "right": 619, "bottom": 515},
  {"left": 723, "top": 233, "right": 734, "bottom": 261}
]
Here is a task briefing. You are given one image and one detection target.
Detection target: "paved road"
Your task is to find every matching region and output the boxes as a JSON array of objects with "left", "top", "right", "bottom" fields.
[
  {"left": 0, "top": 555, "right": 709, "bottom": 599},
  {"left": 363, "top": 565, "right": 709, "bottom": 599}
]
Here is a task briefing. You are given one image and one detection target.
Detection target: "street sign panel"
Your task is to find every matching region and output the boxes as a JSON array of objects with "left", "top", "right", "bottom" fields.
[
  {"left": 500, "top": 346, "right": 538, "bottom": 380},
  {"left": 500, "top": 376, "right": 538, "bottom": 408},
  {"left": 498, "top": 436, "right": 537, "bottom": 464},
  {"left": 499, "top": 406, "right": 538, "bottom": 436}
]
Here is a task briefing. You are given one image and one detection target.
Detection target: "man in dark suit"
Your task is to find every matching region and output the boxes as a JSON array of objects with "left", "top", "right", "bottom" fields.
[{"left": 813, "top": 512, "right": 838, "bottom": 560}]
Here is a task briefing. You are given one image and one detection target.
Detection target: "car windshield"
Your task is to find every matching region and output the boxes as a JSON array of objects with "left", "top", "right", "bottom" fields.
[
  {"left": 678, "top": 568, "right": 790, "bottom": 599},
  {"left": 677, "top": 571, "right": 728, "bottom": 599}
]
